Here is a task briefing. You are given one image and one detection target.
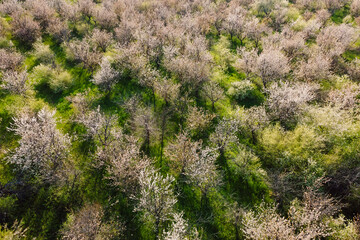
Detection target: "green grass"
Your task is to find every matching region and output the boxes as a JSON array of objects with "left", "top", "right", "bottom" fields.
[{"left": 331, "top": 4, "right": 350, "bottom": 24}]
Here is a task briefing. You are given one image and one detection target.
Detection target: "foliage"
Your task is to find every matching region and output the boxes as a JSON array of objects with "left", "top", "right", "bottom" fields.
[{"left": 0, "top": 0, "right": 360, "bottom": 239}]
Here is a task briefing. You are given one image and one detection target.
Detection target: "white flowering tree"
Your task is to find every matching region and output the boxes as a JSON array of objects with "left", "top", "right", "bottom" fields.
[
  {"left": 8, "top": 108, "right": 70, "bottom": 182},
  {"left": 165, "top": 132, "right": 203, "bottom": 176},
  {"left": 76, "top": 105, "right": 118, "bottom": 148},
  {"left": 91, "top": 57, "right": 118, "bottom": 92},
  {"left": 201, "top": 81, "right": 224, "bottom": 111},
  {"left": 256, "top": 49, "right": 290, "bottom": 88},
  {"left": 135, "top": 167, "right": 177, "bottom": 239},
  {"left": 0, "top": 70, "right": 28, "bottom": 95},
  {"left": 209, "top": 118, "right": 239, "bottom": 156},
  {"left": 162, "top": 212, "right": 199, "bottom": 240},
  {"left": 266, "top": 81, "right": 319, "bottom": 126},
  {"left": 185, "top": 147, "right": 220, "bottom": 206},
  {"left": 242, "top": 181, "right": 346, "bottom": 240}
]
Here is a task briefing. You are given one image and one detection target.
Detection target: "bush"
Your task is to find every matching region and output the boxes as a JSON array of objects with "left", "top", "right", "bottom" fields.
[
  {"left": 49, "top": 70, "right": 73, "bottom": 93},
  {"left": 31, "top": 64, "right": 72, "bottom": 92},
  {"left": 227, "top": 80, "right": 256, "bottom": 101},
  {"left": 30, "top": 64, "right": 53, "bottom": 85},
  {"left": 32, "top": 41, "right": 55, "bottom": 64}
]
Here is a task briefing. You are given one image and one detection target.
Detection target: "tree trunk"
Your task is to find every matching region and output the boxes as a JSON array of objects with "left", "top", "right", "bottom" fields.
[
  {"left": 160, "top": 127, "right": 165, "bottom": 165},
  {"left": 154, "top": 218, "right": 160, "bottom": 240},
  {"left": 145, "top": 128, "right": 150, "bottom": 154},
  {"left": 251, "top": 129, "right": 257, "bottom": 144},
  {"left": 152, "top": 88, "right": 156, "bottom": 111},
  {"left": 159, "top": 109, "right": 168, "bottom": 164},
  {"left": 235, "top": 224, "right": 240, "bottom": 240}
]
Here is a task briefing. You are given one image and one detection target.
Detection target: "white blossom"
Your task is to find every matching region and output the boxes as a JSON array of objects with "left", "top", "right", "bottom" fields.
[{"left": 9, "top": 108, "right": 70, "bottom": 182}]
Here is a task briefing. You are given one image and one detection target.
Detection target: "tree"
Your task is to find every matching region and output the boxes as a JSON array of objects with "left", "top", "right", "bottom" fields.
[
  {"left": 327, "top": 82, "right": 360, "bottom": 110},
  {"left": 56, "top": 0, "right": 80, "bottom": 23},
  {"left": 266, "top": 82, "right": 319, "bottom": 126},
  {"left": 61, "top": 203, "right": 103, "bottom": 240},
  {"left": 77, "top": 0, "right": 95, "bottom": 19},
  {"left": 133, "top": 106, "right": 158, "bottom": 154},
  {"left": 0, "top": 0, "right": 23, "bottom": 15},
  {"left": 301, "top": 18, "right": 322, "bottom": 40},
  {"left": 91, "top": 57, "right": 118, "bottom": 92},
  {"left": 67, "top": 89, "right": 99, "bottom": 115},
  {"left": 162, "top": 212, "right": 199, "bottom": 240},
  {"left": 351, "top": 0, "right": 360, "bottom": 16},
  {"left": 288, "top": 183, "right": 341, "bottom": 239},
  {"left": 227, "top": 80, "right": 256, "bottom": 102},
  {"left": 347, "top": 58, "right": 360, "bottom": 81},
  {"left": 0, "top": 70, "right": 28, "bottom": 95},
  {"left": 164, "top": 36, "right": 212, "bottom": 92},
  {"left": 185, "top": 106, "right": 215, "bottom": 135},
  {"left": 226, "top": 202, "right": 245, "bottom": 240},
  {"left": 8, "top": 108, "right": 70, "bottom": 183},
  {"left": 254, "top": 0, "right": 280, "bottom": 16},
  {"left": 317, "top": 9, "right": 331, "bottom": 23},
  {"left": 135, "top": 167, "right": 177, "bottom": 239},
  {"left": 11, "top": 11, "right": 41, "bottom": 45},
  {"left": 78, "top": 106, "right": 151, "bottom": 192},
  {"left": 60, "top": 203, "right": 123, "bottom": 240},
  {"left": 32, "top": 41, "right": 55, "bottom": 64},
  {"left": 242, "top": 186, "right": 342, "bottom": 240},
  {"left": 270, "top": 5, "right": 288, "bottom": 31},
  {"left": 209, "top": 118, "right": 239, "bottom": 157},
  {"left": 300, "top": 0, "right": 325, "bottom": 11},
  {"left": 280, "top": 30, "right": 306, "bottom": 59},
  {"left": 135, "top": 26, "right": 163, "bottom": 64},
  {"left": 243, "top": 203, "right": 294, "bottom": 240},
  {"left": 89, "top": 28, "right": 113, "bottom": 52},
  {"left": 245, "top": 17, "right": 269, "bottom": 48},
  {"left": 154, "top": 78, "right": 180, "bottom": 107},
  {"left": 323, "top": 0, "right": 347, "bottom": 13},
  {"left": 67, "top": 39, "right": 102, "bottom": 71},
  {"left": 0, "top": 50, "right": 23, "bottom": 71},
  {"left": 300, "top": 104, "right": 356, "bottom": 139},
  {"left": 114, "top": 20, "right": 137, "bottom": 45},
  {"left": 46, "top": 18, "right": 70, "bottom": 42},
  {"left": 238, "top": 106, "right": 269, "bottom": 143},
  {"left": 76, "top": 106, "right": 118, "bottom": 148},
  {"left": 165, "top": 132, "right": 202, "bottom": 176},
  {"left": 93, "top": 6, "right": 117, "bottom": 30},
  {"left": 154, "top": 78, "right": 180, "bottom": 161},
  {"left": 165, "top": 55, "right": 211, "bottom": 92},
  {"left": 236, "top": 48, "right": 258, "bottom": 77},
  {"left": 185, "top": 147, "right": 220, "bottom": 207},
  {"left": 114, "top": 42, "right": 151, "bottom": 80},
  {"left": 296, "top": 51, "right": 331, "bottom": 81},
  {"left": 105, "top": 133, "right": 150, "bottom": 193},
  {"left": 317, "top": 24, "right": 358, "bottom": 57},
  {"left": 256, "top": 49, "right": 289, "bottom": 88},
  {"left": 201, "top": 81, "right": 224, "bottom": 111},
  {"left": 222, "top": 7, "right": 247, "bottom": 42},
  {"left": 25, "top": 0, "right": 56, "bottom": 29}
]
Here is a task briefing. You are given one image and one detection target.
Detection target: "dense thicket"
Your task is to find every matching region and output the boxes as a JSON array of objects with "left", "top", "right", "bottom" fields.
[{"left": 1, "top": 0, "right": 360, "bottom": 239}]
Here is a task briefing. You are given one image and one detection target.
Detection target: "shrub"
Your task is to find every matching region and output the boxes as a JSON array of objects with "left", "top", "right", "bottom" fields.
[
  {"left": 227, "top": 80, "right": 256, "bottom": 101},
  {"left": 30, "top": 64, "right": 53, "bottom": 85},
  {"left": 49, "top": 70, "right": 72, "bottom": 93},
  {"left": 31, "top": 64, "right": 72, "bottom": 92},
  {"left": 32, "top": 41, "right": 55, "bottom": 64}
]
